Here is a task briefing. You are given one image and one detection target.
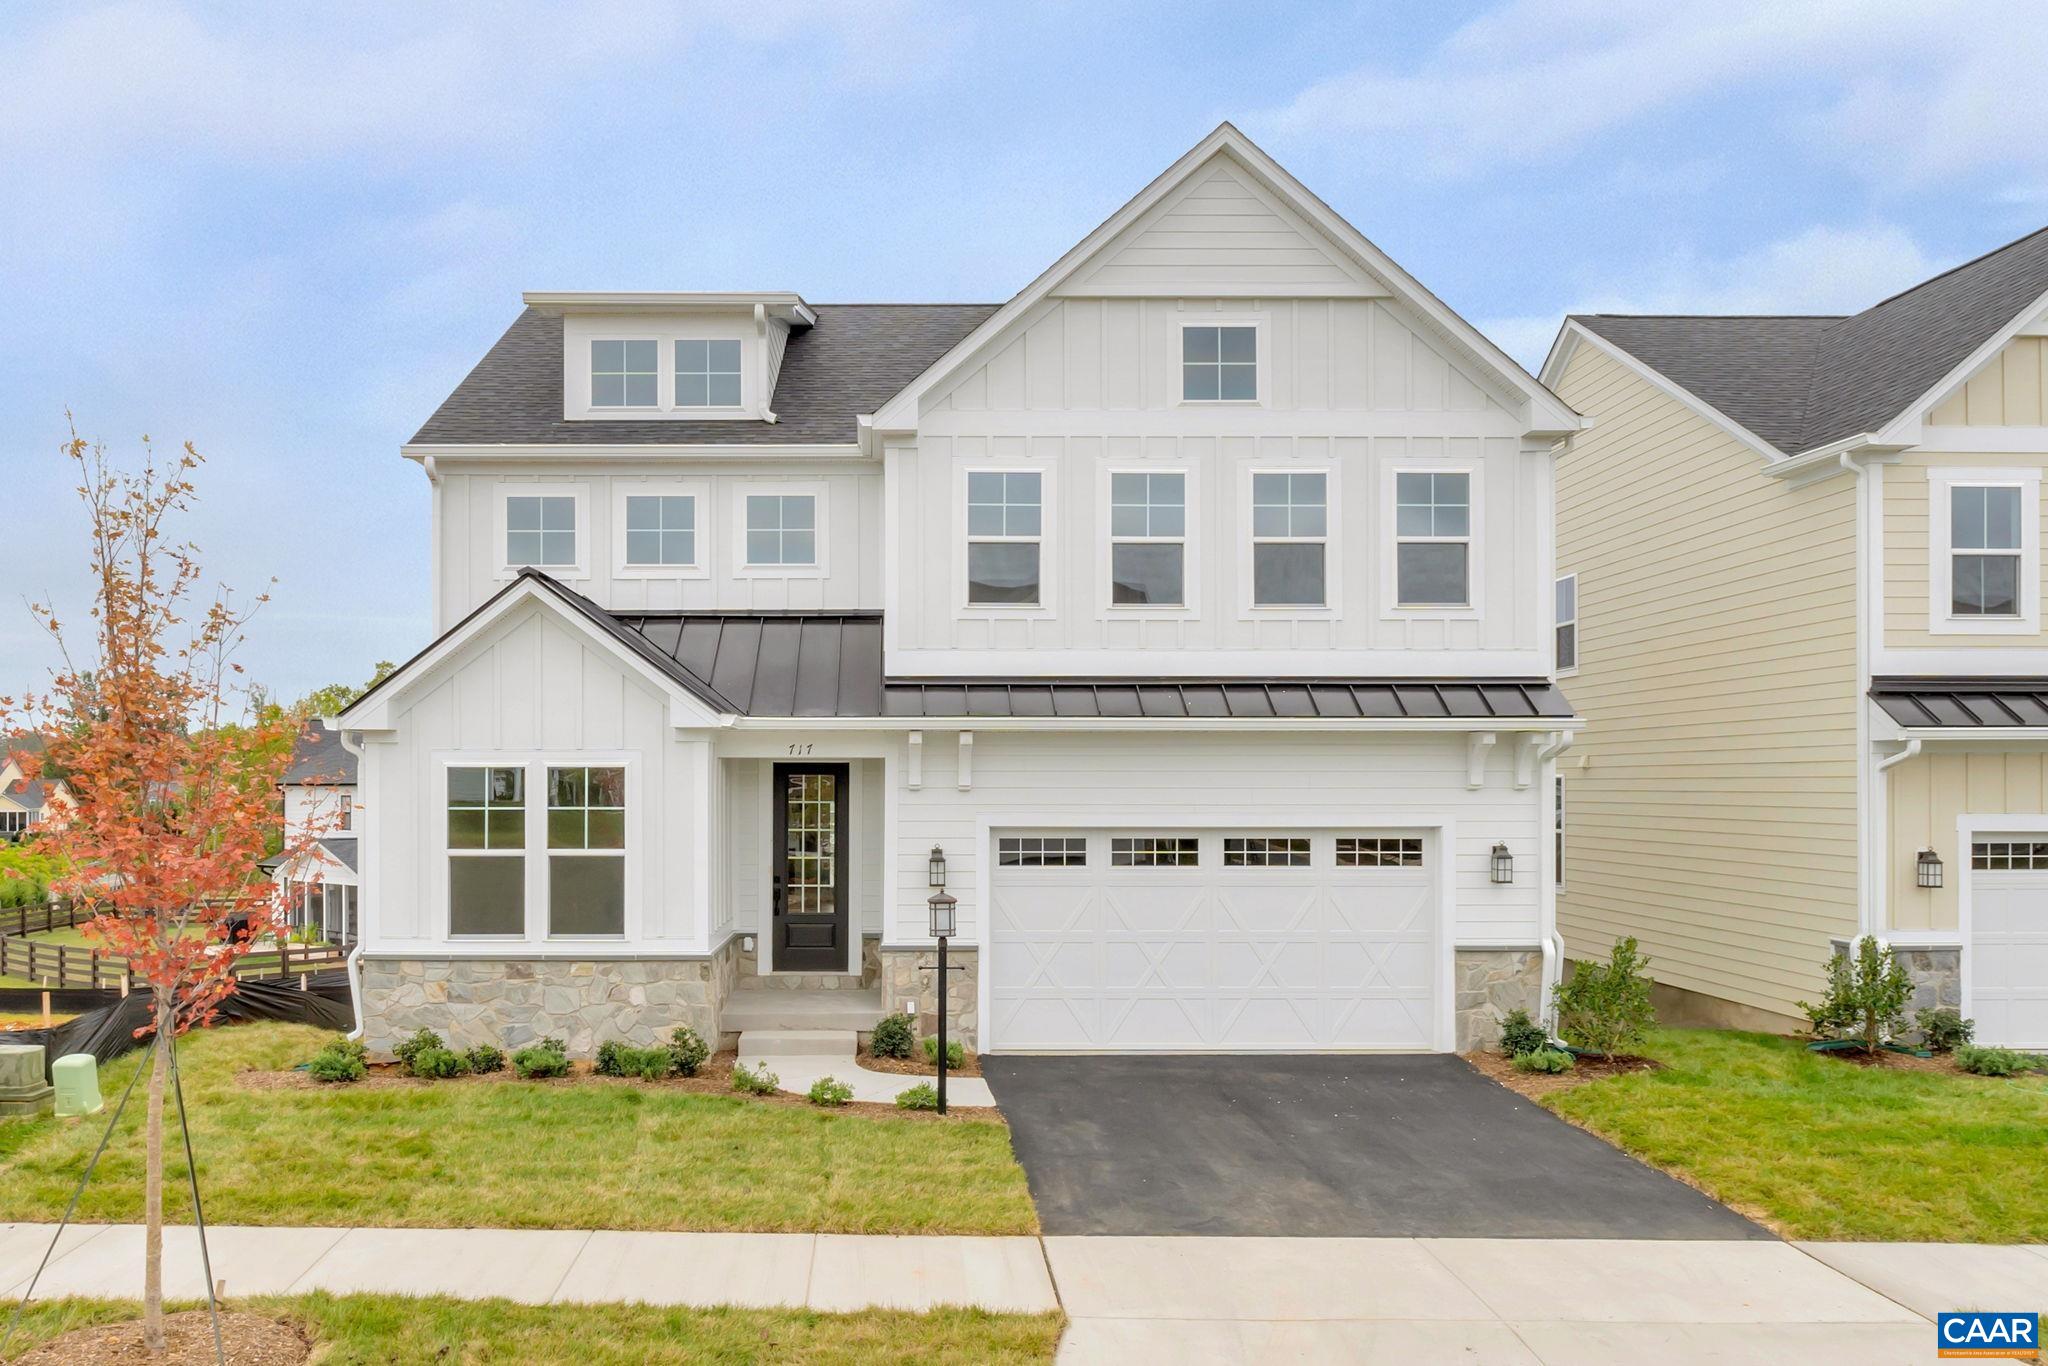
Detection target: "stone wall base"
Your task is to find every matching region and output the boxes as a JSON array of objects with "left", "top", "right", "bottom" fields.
[
  {"left": 1455, "top": 949, "right": 1542, "bottom": 1052},
  {"left": 1829, "top": 937, "right": 1962, "bottom": 1039},
  {"left": 735, "top": 934, "right": 881, "bottom": 989},
  {"left": 359, "top": 941, "right": 740, "bottom": 1059},
  {"left": 878, "top": 946, "right": 979, "bottom": 1050}
]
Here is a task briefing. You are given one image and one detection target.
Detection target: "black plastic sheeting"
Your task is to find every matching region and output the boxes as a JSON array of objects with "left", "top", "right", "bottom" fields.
[{"left": 7, "top": 971, "right": 355, "bottom": 1080}]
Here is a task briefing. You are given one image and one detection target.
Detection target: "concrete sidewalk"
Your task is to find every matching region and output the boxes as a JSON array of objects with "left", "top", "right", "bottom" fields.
[{"left": 4, "top": 1223, "right": 2044, "bottom": 1364}]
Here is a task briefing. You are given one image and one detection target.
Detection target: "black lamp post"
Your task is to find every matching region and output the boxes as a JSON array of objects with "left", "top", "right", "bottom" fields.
[{"left": 927, "top": 886, "right": 958, "bottom": 1114}]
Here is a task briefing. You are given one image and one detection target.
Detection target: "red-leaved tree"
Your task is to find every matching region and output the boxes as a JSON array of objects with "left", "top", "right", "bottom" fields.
[{"left": 1, "top": 424, "right": 317, "bottom": 1355}]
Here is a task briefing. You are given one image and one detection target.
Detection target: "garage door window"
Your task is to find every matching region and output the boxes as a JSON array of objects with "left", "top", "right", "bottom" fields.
[
  {"left": 1111, "top": 836, "right": 1199, "bottom": 867},
  {"left": 1337, "top": 836, "right": 1423, "bottom": 868},
  {"left": 1973, "top": 841, "right": 2048, "bottom": 869},
  {"left": 999, "top": 836, "right": 1087, "bottom": 867},
  {"left": 1223, "top": 836, "right": 1309, "bottom": 867}
]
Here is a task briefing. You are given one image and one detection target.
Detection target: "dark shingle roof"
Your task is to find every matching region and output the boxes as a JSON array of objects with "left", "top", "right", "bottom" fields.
[
  {"left": 283, "top": 728, "right": 357, "bottom": 786},
  {"left": 2, "top": 777, "right": 54, "bottom": 812},
  {"left": 409, "top": 304, "right": 1000, "bottom": 447},
  {"left": 318, "top": 837, "right": 359, "bottom": 873},
  {"left": 1573, "top": 225, "right": 2048, "bottom": 455},
  {"left": 1870, "top": 678, "right": 2048, "bottom": 729}
]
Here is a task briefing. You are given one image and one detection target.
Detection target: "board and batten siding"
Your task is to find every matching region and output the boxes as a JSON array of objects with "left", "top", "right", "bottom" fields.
[
  {"left": 1888, "top": 747, "right": 2048, "bottom": 932},
  {"left": 885, "top": 730, "right": 1542, "bottom": 951},
  {"left": 1927, "top": 337, "right": 2048, "bottom": 427},
  {"left": 1883, "top": 451, "right": 2048, "bottom": 649},
  {"left": 1553, "top": 343, "right": 1861, "bottom": 1022}
]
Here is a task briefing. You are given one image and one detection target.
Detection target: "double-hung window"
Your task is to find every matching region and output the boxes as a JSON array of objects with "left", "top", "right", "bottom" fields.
[
  {"left": 625, "top": 495, "right": 696, "bottom": 568},
  {"left": 1951, "top": 484, "right": 2022, "bottom": 617},
  {"left": 1110, "top": 472, "right": 1185, "bottom": 606},
  {"left": 447, "top": 767, "right": 525, "bottom": 936},
  {"left": 1395, "top": 472, "right": 1471, "bottom": 606},
  {"left": 547, "top": 767, "right": 625, "bottom": 936},
  {"left": 506, "top": 495, "right": 577, "bottom": 569},
  {"left": 675, "top": 340, "right": 742, "bottom": 408},
  {"left": 1555, "top": 574, "right": 1578, "bottom": 672},
  {"left": 746, "top": 495, "right": 816, "bottom": 568},
  {"left": 1182, "top": 325, "right": 1256, "bottom": 401},
  {"left": 1251, "top": 472, "right": 1327, "bottom": 606},
  {"left": 591, "top": 340, "right": 658, "bottom": 408},
  {"left": 966, "top": 472, "right": 1042, "bottom": 604}
]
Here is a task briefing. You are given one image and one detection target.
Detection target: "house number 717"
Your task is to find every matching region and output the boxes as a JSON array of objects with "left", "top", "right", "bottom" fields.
[{"left": 787, "top": 743, "right": 813, "bottom": 756}]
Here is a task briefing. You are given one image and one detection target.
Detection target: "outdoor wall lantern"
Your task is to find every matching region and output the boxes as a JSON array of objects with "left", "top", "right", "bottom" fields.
[
  {"left": 928, "top": 844, "right": 948, "bottom": 889},
  {"left": 1917, "top": 847, "right": 1944, "bottom": 890},
  {"left": 1490, "top": 842, "right": 1514, "bottom": 884}
]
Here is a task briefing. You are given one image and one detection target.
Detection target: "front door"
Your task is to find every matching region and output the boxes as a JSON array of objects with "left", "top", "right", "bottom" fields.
[{"left": 772, "top": 763, "right": 851, "bottom": 972}]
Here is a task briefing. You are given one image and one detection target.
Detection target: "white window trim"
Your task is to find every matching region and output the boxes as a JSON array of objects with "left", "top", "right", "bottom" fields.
[
  {"left": 732, "top": 482, "right": 829, "bottom": 579},
  {"left": 1928, "top": 467, "right": 2040, "bottom": 636},
  {"left": 611, "top": 479, "right": 711, "bottom": 581},
  {"left": 562, "top": 318, "right": 759, "bottom": 422},
  {"left": 437, "top": 754, "right": 637, "bottom": 945},
  {"left": 1555, "top": 572, "right": 1579, "bottom": 677},
  {"left": 584, "top": 335, "right": 663, "bottom": 415},
  {"left": 956, "top": 464, "right": 1056, "bottom": 619},
  {"left": 1239, "top": 463, "right": 1338, "bottom": 617},
  {"left": 1101, "top": 464, "right": 1198, "bottom": 619},
  {"left": 496, "top": 482, "right": 590, "bottom": 581},
  {"left": 1176, "top": 316, "right": 1267, "bottom": 407},
  {"left": 1382, "top": 464, "right": 1482, "bottom": 619},
  {"left": 671, "top": 336, "right": 746, "bottom": 413}
]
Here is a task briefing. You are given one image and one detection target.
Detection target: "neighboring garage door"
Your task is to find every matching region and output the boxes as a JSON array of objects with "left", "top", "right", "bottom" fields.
[
  {"left": 1971, "top": 839, "right": 2048, "bottom": 1048},
  {"left": 987, "top": 829, "right": 1439, "bottom": 1051}
]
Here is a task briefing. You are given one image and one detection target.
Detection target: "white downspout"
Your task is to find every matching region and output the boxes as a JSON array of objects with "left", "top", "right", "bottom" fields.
[
  {"left": 1872, "top": 738, "right": 1922, "bottom": 939},
  {"left": 332, "top": 724, "right": 369, "bottom": 1041},
  {"left": 1536, "top": 728, "right": 1575, "bottom": 1025}
]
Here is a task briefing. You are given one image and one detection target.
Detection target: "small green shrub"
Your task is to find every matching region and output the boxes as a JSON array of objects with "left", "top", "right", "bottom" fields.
[
  {"left": 409, "top": 1046, "right": 468, "bottom": 1080},
  {"left": 1956, "top": 1045, "right": 2042, "bottom": 1077},
  {"left": 1554, "top": 937, "right": 1656, "bottom": 1061},
  {"left": 307, "top": 1039, "right": 366, "bottom": 1084},
  {"left": 894, "top": 1082, "right": 939, "bottom": 1111},
  {"left": 667, "top": 1025, "right": 709, "bottom": 1077},
  {"left": 594, "top": 1039, "right": 629, "bottom": 1078},
  {"left": 464, "top": 1044, "right": 505, "bottom": 1075},
  {"left": 537, "top": 1036, "right": 566, "bottom": 1054},
  {"left": 807, "top": 1075, "right": 854, "bottom": 1107},
  {"left": 730, "top": 1061, "right": 779, "bottom": 1095},
  {"left": 1800, "top": 935, "right": 1913, "bottom": 1054},
  {"left": 512, "top": 1042, "right": 571, "bottom": 1079},
  {"left": 1512, "top": 1047, "right": 1575, "bottom": 1075},
  {"left": 1498, "top": 1006, "right": 1549, "bottom": 1059},
  {"left": 1916, "top": 1007, "right": 1974, "bottom": 1053},
  {"left": 869, "top": 1013, "right": 915, "bottom": 1059},
  {"left": 613, "top": 1045, "right": 673, "bottom": 1081},
  {"left": 921, "top": 1036, "right": 966, "bottom": 1070},
  {"left": 391, "top": 1027, "right": 443, "bottom": 1072}
]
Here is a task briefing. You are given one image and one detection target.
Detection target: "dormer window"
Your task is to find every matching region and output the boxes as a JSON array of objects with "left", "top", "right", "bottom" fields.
[
  {"left": 676, "top": 340, "right": 743, "bottom": 408},
  {"left": 590, "top": 340, "right": 658, "bottom": 408}
]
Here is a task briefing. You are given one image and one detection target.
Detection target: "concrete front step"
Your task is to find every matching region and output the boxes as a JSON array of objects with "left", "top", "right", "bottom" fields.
[
  {"left": 721, "top": 988, "right": 886, "bottom": 1034},
  {"left": 738, "top": 1029, "right": 857, "bottom": 1058}
]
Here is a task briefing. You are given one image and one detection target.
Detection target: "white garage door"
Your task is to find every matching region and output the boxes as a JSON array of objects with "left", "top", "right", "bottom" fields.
[
  {"left": 1971, "top": 840, "right": 2048, "bottom": 1048},
  {"left": 987, "top": 830, "right": 1440, "bottom": 1052}
]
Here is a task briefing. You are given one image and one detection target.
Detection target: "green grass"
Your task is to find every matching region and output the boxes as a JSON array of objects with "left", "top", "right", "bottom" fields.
[
  {"left": 0, "top": 1022, "right": 1035, "bottom": 1235},
  {"left": 1544, "top": 1028, "right": 2048, "bottom": 1242},
  {"left": 1, "top": 1294, "right": 1065, "bottom": 1363}
]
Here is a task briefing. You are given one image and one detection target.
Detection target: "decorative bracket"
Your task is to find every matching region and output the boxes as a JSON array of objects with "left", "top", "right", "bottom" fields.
[
  {"left": 907, "top": 731, "right": 923, "bottom": 790},
  {"left": 1466, "top": 731, "right": 1497, "bottom": 790},
  {"left": 957, "top": 731, "right": 974, "bottom": 790}
]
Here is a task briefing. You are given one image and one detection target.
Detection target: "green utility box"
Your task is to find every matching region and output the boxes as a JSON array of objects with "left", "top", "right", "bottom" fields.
[
  {"left": 52, "top": 1053, "right": 103, "bottom": 1118},
  {"left": 0, "top": 1044, "right": 53, "bottom": 1118}
]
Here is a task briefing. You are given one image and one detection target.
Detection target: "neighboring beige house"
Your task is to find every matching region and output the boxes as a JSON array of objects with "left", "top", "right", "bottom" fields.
[
  {"left": 0, "top": 747, "right": 72, "bottom": 842},
  {"left": 1544, "top": 226, "right": 2048, "bottom": 1049}
]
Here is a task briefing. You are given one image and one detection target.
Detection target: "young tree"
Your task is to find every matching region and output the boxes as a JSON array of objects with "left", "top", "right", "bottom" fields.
[{"left": 1, "top": 424, "right": 315, "bottom": 1355}]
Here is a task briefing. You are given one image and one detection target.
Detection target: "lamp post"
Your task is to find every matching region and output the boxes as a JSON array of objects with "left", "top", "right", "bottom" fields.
[{"left": 927, "top": 887, "right": 958, "bottom": 1114}]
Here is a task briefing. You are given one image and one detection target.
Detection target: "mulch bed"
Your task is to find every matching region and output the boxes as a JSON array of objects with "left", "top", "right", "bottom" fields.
[
  {"left": 17, "top": 1310, "right": 308, "bottom": 1365},
  {"left": 858, "top": 1049, "right": 983, "bottom": 1078},
  {"left": 236, "top": 1048, "right": 1003, "bottom": 1122},
  {"left": 1463, "top": 1047, "right": 1662, "bottom": 1100}
]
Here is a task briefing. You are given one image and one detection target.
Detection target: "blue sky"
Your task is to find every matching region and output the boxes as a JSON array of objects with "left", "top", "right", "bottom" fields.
[{"left": 5, "top": 0, "right": 2046, "bottom": 702}]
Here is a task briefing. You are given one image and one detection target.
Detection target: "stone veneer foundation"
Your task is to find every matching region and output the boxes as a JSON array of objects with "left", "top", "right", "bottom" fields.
[
  {"left": 734, "top": 935, "right": 882, "bottom": 989},
  {"left": 878, "top": 946, "right": 979, "bottom": 1049},
  {"left": 1829, "top": 937, "right": 1962, "bottom": 1039},
  {"left": 358, "top": 939, "right": 740, "bottom": 1058},
  {"left": 1454, "top": 948, "right": 1542, "bottom": 1052}
]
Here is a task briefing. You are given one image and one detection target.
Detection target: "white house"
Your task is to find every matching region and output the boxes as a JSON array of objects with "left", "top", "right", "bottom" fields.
[
  {"left": 335, "top": 125, "right": 1584, "bottom": 1057},
  {"left": 271, "top": 728, "right": 360, "bottom": 943},
  {"left": 0, "top": 749, "right": 69, "bottom": 842}
]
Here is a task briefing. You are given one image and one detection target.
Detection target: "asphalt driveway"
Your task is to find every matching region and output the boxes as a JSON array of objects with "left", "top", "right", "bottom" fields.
[{"left": 984, "top": 1054, "right": 1768, "bottom": 1239}]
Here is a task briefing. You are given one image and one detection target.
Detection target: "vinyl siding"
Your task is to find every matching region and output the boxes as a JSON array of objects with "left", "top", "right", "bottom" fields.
[
  {"left": 1888, "top": 747, "right": 2048, "bottom": 933},
  {"left": 1883, "top": 452, "right": 2048, "bottom": 648},
  {"left": 1554, "top": 343, "right": 1860, "bottom": 1021}
]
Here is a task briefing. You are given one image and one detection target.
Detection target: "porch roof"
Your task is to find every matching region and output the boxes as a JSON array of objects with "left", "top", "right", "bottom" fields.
[{"left": 1871, "top": 676, "right": 2048, "bottom": 729}]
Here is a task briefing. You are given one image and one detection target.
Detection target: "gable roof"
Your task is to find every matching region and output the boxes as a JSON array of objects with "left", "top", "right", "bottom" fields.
[
  {"left": 1558, "top": 225, "right": 2048, "bottom": 457},
  {"left": 409, "top": 303, "right": 998, "bottom": 448},
  {"left": 1, "top": 777, "right": 54, "bottom": 812},
  {"left": 283, "top": 727, "right": 358, "bottom": 786}
]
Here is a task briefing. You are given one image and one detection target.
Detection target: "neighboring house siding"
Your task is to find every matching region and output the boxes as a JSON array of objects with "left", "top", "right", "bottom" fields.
[
  {"left": 1883, "top": 452, "right": 2048, "bottom": 649},
  {"left": 1889, "top": 748, "right": 2048, "bottom": 933},
  {"left": 1927, "top": 337, "right": 2048, "bottom": 426},
  {"left": 1553, "top": 343, "right": 1860, "bottom": 1021}
]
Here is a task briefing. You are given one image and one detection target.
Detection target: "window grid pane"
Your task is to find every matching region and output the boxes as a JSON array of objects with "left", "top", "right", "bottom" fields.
[
  {"left": 448, "top": 767, "right": 524, "bottom": 850},
  {"left": 1335, "top": 836, "right": 1423, "bottom": 868},
  {"left": 1182, "top": 326, "right": 1257, "bottom": 401},
  {"left": 506, "top": 497, "right": 576, "bottom": 567},
  {"left": 1111, "top": 835, "right": 1200, "bottom": 867},
  {"left": 745, "top": 495, "right": 818, "bottom": 566},
  {"left": 997, "top": 836, "right": 1088, "bottom": 867},
  {"left": 675, "top": 339, "right": 743, "bottom": 408},
  {"left": 1222, "top": 837, "right": 1310, "bottom": 867},
  {"left": 624, "top": 495, "right": 697, "bottom": 565},
  {"left": 966, "top": 472, "right": 1042, "bottom": 605},
  {"left": 1974, "top": 840, "right": 2048, "bottom": 870},
  {"left": 591, "top": 339, "right": 658, "bottom": 407}
]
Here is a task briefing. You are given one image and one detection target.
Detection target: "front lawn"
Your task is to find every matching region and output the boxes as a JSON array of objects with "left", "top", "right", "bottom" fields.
[
  {"left": 1540, "top": 1028, "right": 2048, "bottom": 1242},
  {"left": 2, "top": 1294, "right": 1065, "bottom": 1363},
  {"left": 0, "top": 1022, "right": 1036, "bottom": 1236}
]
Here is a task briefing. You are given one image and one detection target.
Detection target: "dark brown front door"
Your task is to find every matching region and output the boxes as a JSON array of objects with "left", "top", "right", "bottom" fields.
[{"left": 772, "top": 763, "right": 850, "bottom": 972}]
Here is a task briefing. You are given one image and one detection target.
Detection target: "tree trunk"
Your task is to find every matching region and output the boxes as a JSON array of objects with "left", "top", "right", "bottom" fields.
[{"left": 142, "top": 989, "right": 170, "bottom": 1355}]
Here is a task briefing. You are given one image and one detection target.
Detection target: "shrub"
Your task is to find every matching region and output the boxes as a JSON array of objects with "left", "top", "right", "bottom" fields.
[
  {"left": 895, "top": 1082, "right": 939, "bottom": 1110},
  {"left": 594, "top": 1039, "right": 629, "bottom": 1078},
  {"left": 409, "top": 1046, "right": 468, "bottom": 1080},
  {"left": 1512, "top": 1047, "right": 1575, "bottom": 1075},
  {"left": 512, "top": 1042, "right": 571, "bottom": 1079},
  {"left": 614, "top": 1045, "right": 673, "bottom": 1081},
  {"left": 1799, "top": 936, "right": 1912, "bottom": 1054},
  {"left": 730, "top": 1061, "right": 779, "bottom": 1095},
  {"left": 807, "top": 1076, "right": 854, "bottom": 1107},
  {"left": 464, "top": 1044, "right": 505, "bottom": 1075},
  {"left": 1553, "top": 937, "right": 1656, "bottom": 1061},
  {"left": 1956, "top": 1045, "right": 2042, "bottom": 1077},
  {"left": 1916, "top": 1007, "right": 1974, "bottom": 1053},
  {"left": 869, "top": 1013, "right": 915, "bottom": 1059},
  {"left": 391, "top": 1028, "right": 443, "bottom": 1073},
  {"left": 538, "top": 1036, "right": 566, "bottom": 1054},
  {"left": 1497, "top": 1006, "right": 1549, "bottom": 1059},
  {"left": 667, "top": 1025, "right": 709, "bottom": 1077},
  {"left": 307, "top": 1039, "right": 366, "bottom": 1084},
  {"left": 921, "top": 1036, "right": 967, "bottom": 1070}
]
